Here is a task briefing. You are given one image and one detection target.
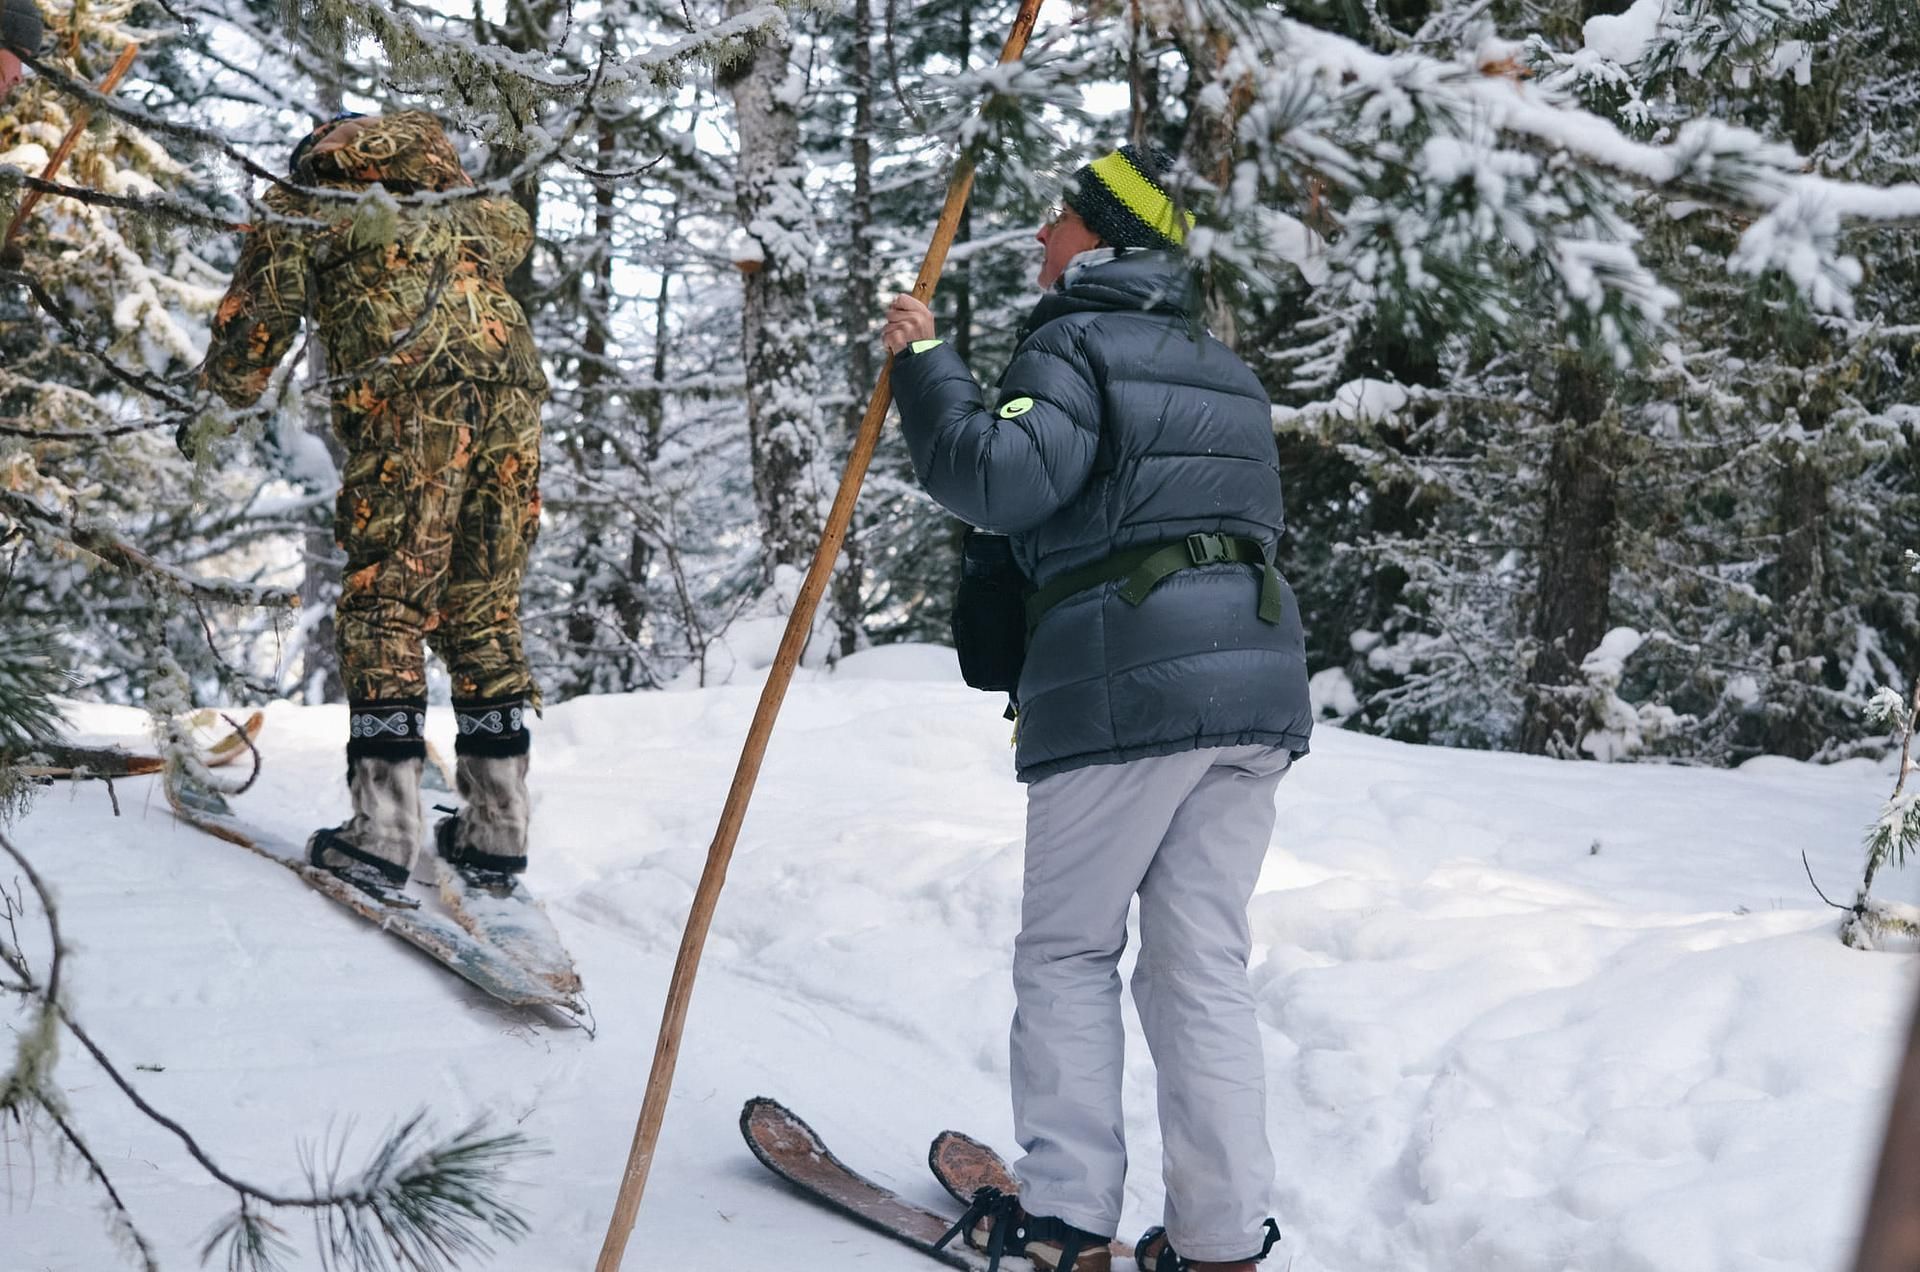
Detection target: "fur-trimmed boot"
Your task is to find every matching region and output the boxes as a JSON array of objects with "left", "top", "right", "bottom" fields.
[
  {"left": 935, "top": 1187, "right": 1112, "bottom": 1272},
  {"left": 307, "top": 754, "right": 425, "bottom": 892},
  {"left": 433, "top": 751, "right": 530, "bottom": 882},
  {"left": 1133, "top": 1221, "right": 1281, "bottom": 1272},
  {"left": 432, "top": 695, "right": 533, "bottom": 888}
]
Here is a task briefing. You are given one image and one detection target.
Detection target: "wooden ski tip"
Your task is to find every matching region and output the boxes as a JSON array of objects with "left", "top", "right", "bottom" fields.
[
  {"left": 929, "top": 1130, "right": 1016, "bottom": 1205},
  {"left": 23, "top": 744, "right": 166, "bottom": 780},
  {"left": 739, "top": 1098, "right": 978, "bottom": 1267},
  {"left": 202, "top": 709, "right": 265, "bottom": 767},
  {"left": 741, "top": 1096, "right": 822, "bottom": 1163}
]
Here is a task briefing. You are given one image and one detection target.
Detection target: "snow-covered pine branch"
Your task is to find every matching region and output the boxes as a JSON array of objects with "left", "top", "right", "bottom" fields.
[
  {"left": 1172, "top": 0, "right": 1920, "bottom": 364},
  {"left": 294, "top": 0, "right": 791, "bottom": 137},
  {"left": 1844, "top": 673, "right": 1920, "bottom": 949}
]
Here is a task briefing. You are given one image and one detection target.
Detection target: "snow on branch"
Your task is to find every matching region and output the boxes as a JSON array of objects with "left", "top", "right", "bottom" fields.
[
  {"left": 1196, "top": 6, "right": 1920, "bottom": 350},
  {"left": 0, "top": 489, "right": 298, "bottom": 610},
  {"left": 288, "top": 0, "right": 788, "bottom": 132},
  {"left": 1620, "top": 0, "right": 1838, "bottom": 89},
  {"left": 2, "top": 169, "right": 245, "bottom": 233},
  {"left": 623, "top": 6, "right": 793, "bottom": 81},
  {"left": 1272, "top": 17, "right": 1903, "bottom": 217}
]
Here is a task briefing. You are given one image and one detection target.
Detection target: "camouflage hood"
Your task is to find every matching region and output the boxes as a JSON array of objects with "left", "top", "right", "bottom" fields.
[
  {"left": 200, "top": 110, "right": 545, "bottom": 406},
  {"left": 295, "top": 111, "right": 475, "bottom": 193}
]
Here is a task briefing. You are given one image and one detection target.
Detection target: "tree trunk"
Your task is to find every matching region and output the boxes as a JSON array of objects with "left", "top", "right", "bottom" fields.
[
  {"left": 727, "top": 3, "right": 826, "bottom": 574},
  {"left": 479, "top": 2, "right": 553, "bottom": 310},
  {"left": 1761, "top": 444, "right": 1830, "bottom": 758},
  {"left": 1128, "top": 0, "right": 1159, "bottom": 148},
  {"left": 645, "top": 213, "right": 676, "bottom": 465},
  {"left": 845, "top": 0, "right": 876, "bottom": 423},
  {"left": 630, "top": 216, "right": 678, "bottom": 681},
  {"left": 1519, "top": 357, "right": 1618, "bottom": 756},
  {"left": 300, "top": 34, "right": 347, "bottom": 704},
  {"left": 564, "top": 106, "right": 647, "bottom": 685},
  {"left": 831, "top": 0, "right": 878, "bottom": 655},
  {"left": 1168, "top": 26, "right": 1248, "bottom": 348},
  {"left": 300, "top": 367, "right": 346, "bottom": 703}
]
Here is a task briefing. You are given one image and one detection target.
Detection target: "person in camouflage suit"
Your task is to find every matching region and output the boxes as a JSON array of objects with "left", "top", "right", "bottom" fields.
[{"left": 199, "top": 111, "right": 545, "bottom": 890}]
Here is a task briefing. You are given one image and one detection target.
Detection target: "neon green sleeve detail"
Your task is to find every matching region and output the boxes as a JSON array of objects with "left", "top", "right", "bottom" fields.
[{"left": 909, "top": 339, "right": 945, "bottom": 355}]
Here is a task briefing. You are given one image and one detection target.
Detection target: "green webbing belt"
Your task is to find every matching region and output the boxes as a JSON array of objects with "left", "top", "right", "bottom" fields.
[{"left": 1024, "top": 532, "right": 1284, "bottom": 631}]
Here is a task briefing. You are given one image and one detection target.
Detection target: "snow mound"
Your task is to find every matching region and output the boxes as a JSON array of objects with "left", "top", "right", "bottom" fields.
[
  {"left": 1332, "top": 377, "right": 1410, "bottom": 423},
  {"left": 830, "top": 642, "right": 964, "bottom": 683},
  {"left": 1583, "top": 0, "right": 1667, "bottom": 64}
]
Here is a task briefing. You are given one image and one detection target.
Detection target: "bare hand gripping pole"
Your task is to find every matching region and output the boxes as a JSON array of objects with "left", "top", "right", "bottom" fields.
[{"left": 592, "top": 2, "right": 1045, "bottom": 1266}]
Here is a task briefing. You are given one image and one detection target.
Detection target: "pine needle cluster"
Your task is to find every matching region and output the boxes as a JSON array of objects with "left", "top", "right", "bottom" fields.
[
  {"left": 0, "top": 633, "right": 70, "bottom": 821},
  {"left": 199, "top": 1115, "right": 538, "bottom": 1272}
]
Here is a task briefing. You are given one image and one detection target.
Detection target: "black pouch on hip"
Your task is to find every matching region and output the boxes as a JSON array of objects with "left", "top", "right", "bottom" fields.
[{"left": 953, "top": 529, "right": 1029, "bottom": 695}]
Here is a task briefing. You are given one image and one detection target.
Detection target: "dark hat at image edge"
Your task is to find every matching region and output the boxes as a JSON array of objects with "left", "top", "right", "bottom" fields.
[{"left": 2, "top": 0, "right": 45, "bottom": 57}]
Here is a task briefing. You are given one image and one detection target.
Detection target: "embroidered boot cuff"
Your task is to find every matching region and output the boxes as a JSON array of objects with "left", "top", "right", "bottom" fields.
[
  {"left": 346, "top": 697, "right": 428, "bottom": 762},
  {"left": 452, "top": 695, "right": 530, "bottom": 757}
]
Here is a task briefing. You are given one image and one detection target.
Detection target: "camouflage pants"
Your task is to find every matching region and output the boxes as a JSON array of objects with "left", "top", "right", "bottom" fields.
[{"left": 334, "top": 383, "right": 543, "bottom": 705}]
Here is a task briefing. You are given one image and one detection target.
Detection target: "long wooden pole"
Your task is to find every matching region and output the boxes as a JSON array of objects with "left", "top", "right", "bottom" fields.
[
  {"left": 2, "top": 42, "right": 141, "bottom": 251},
  {"left": 592, "top": 3, "right": 1044, "bottom": 1265},
  {"left": 1852, "top": 978, "right": 1920, "bottom": 1272}
]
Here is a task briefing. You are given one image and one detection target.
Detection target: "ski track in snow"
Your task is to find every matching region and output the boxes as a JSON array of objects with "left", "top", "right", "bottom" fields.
[{"left": 6, "top": 645, "right": 1915, "bottom": 1271}]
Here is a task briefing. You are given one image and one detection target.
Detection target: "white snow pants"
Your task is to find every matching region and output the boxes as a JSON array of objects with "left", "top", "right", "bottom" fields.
[{"left": 1011, "top": 743, "right": 1289, "bottom": 1263}]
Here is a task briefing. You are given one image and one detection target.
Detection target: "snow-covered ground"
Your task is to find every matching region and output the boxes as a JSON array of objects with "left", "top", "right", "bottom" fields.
[{"left": 7, "top": 645, "right": 1916, "bottom": 1271}]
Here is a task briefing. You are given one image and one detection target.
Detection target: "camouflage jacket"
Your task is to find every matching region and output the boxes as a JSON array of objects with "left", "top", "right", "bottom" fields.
[{"left": 200, "top": 111, "right": 547, "bottom": 408}]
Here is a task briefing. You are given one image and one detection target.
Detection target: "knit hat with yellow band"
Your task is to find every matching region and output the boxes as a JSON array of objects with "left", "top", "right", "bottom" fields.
[{"left": 1063, "top": 144, "right": 1194, "bottom": 252}]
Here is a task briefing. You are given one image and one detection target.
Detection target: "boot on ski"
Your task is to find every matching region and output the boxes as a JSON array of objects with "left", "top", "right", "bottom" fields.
[
  {"left": 935, "top": 1186, "right": 1111, "bottom": 1272},
  {"left": 433, "top": 751, "right": 529, "bottom": 893},
  {"left": 1134, "top": 1220, "right": 1280, "bottom": 1272},
  {"left": 307, "top": 755, "right": 424, "bottom": 904}
]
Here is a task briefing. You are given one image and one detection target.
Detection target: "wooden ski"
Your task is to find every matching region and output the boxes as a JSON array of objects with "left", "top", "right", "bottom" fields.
[
  {"left": 741, "top": 1097, "right": 986, "bottom": 1269},
  {"left": 165, "top": 769, "right": 580, "bottom": 1015},
  {"left": 435, "top": 861, "right": 582, "bottom": 999}
]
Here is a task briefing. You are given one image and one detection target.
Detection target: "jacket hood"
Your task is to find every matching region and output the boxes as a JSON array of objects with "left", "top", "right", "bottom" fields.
[
  {"left": 298, "top": 110, "right": 474, "bottom": 192},
  {"left": 1023, "top": 249, "right": 1194, "bottom": 336}
]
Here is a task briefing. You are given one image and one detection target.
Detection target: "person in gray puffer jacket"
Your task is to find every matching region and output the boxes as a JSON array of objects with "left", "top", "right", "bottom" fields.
[{"left": 883, "top": 145, "right": 1311, "bottom": 1272}]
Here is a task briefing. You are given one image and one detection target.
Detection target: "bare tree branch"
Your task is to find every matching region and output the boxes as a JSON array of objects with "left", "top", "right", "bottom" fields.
[{"left": 0, "top": 489, "right": 299, "bottom": 609}]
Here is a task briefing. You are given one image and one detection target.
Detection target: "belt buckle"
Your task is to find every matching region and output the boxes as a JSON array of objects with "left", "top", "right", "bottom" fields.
[{"left": 1185, "top": 532, "right": 1229, "bottom": 565}]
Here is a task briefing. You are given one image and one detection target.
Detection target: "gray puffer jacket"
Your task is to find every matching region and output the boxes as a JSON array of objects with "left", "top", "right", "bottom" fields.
[{"left": 893, "top": 249, "right": 1313, "bottom": 782}]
